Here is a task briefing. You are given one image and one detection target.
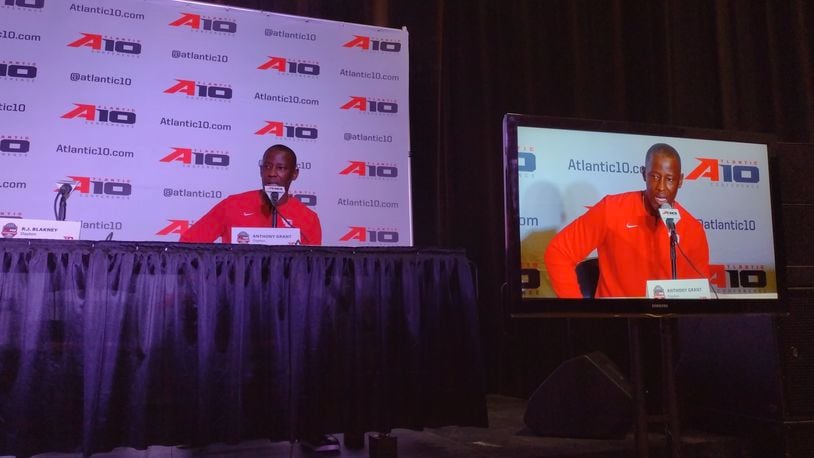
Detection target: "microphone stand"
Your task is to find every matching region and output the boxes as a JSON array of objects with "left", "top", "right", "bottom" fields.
[
  {"left": 669, "top": 228, "right": 677, "bottom": 279},
  {"left": 664, "top": 229, "right": 682, "bottom": 457},
  {"left": 264, "top": 186, "right": 282, "bottom": 228},
  {"left": 57, "top": 193, "right": 68, "bottom": 221},
  {"left": 54, "top": 183, "right": 72, "bottom": 221}
]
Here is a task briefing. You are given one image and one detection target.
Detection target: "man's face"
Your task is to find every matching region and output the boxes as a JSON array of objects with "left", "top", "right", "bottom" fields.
[
  {"left": 642, "top": 151, "right": 683, "bottom": 213},
  {"left": 259, "top": 149, "right": 299, "bottom": 191}
]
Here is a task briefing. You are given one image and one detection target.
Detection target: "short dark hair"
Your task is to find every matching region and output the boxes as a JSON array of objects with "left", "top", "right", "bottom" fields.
[
  {"left": 645, "top": 143, "right": 681, "bottom": 170},
  {"left": 264, "top": 144, "right": 298, "bottom": 166}
]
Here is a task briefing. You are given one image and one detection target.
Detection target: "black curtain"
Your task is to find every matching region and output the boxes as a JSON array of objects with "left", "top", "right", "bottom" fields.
[
  {"left": 186, "top": 0, "right": 814, "bottom": 395},
  {"left": 0, "top": 241, "right": 486, "bottom": 456}
]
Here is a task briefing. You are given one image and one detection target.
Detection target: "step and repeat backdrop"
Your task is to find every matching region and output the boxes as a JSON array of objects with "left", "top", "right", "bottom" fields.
[{"left": 0, "top": 0, "right": 412, "bottom": 246}]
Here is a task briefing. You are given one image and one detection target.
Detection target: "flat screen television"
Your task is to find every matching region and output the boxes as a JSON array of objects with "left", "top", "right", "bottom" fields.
[{"left": 503, "top": 114, "right": 786, "bottom": 316}]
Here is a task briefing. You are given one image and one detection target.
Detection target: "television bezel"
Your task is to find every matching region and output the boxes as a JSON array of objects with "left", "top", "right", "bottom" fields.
[{"left": 502, "top": 113, "right": 787, "bottom": 317}]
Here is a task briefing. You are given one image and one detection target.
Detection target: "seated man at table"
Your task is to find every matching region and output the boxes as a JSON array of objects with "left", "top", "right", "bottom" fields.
[{"left": 179, "top": 144, "right": 322, "bottom": 245}]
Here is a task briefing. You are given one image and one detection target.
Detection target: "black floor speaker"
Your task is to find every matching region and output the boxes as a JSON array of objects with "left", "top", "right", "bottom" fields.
[{"left": 523, "top": 351, "right": 633, "bottom": 439}]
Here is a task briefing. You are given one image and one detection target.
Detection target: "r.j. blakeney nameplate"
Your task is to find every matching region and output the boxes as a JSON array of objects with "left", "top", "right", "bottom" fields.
[{"left": 0, "top": 217, "right": 81, "bottom": 240}]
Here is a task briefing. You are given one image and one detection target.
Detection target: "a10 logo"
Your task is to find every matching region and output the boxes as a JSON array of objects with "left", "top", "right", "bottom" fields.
[
  {"left": 0, "top": 139, "right": 29, "bottom": 153},
  {"left": 343, "top": 35, "right": 401, "bottom": 53},
  {"left": 340, "top": 96, "right": 398, "bottom": 113},
  {"left": 339, "top": 161, "right": 398, "bottom": 178},
  {"left": 170, "top": 13, "right": 237, "bottom": 33},
  {"left": 520, "top": 269, "right": 541, "bottom": 289},
  {"left": 258, "top": 57, "right": 320, "bottom": 76},
  {"left": 62, "top": 104, "right": 136, "bottom": 125},
  {"left": 160, "top": 148, "right": 229, "bottom": 167},
  {"left": 165, "top": 80, "right": 232, "bottom": 99},
  {"left": 3, "top": 0, "right": 44, "bottom": 8},
  {"left": 68, "top": 176, "right": 132, "bottom": 196},
  {"left": 255, "top": 121, "right": 318, "bottom": 139},
  {"left": 156, "top": 220, "right": 189, "bottom": 236},
  {"left": 686, "top": 158, "right": 760, "bottom": 184},
  {"left": 0, "top": 63, "right": 37, "bottom": 79},
  {"left": 709, "top": 264, "right": 768, "bottom": 289},
  {"left": 67, "top": 33, "right": 142, "bottom": 55},
  {"left": 518, "top": 152, "right": 536, "bottom": 172},
  {"left": 340, "top": 226, "right": 399, "bottom": 243},
  {"left": 292, "top": 194, "right": 317, "bottom": 206}
]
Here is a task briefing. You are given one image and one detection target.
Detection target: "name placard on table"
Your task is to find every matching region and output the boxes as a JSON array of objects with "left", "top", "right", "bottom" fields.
[
  {"left": 0, "top": 217, "right": 81, "bottom": 240},
  {"left": 646, "top": 278, "right": 712, "bottom": 299},
  {"left": 231, "top": 227, "right": 300, "bottom": 246}
]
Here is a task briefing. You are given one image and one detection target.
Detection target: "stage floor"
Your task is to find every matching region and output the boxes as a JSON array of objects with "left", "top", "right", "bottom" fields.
[{"left": 25, "top": 396, "right": 748, "bottom": 458}]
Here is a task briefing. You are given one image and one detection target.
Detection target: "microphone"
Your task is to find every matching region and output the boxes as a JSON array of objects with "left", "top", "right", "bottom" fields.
[
  {"left": 54, "top": 180, "right": 78, "bottom": 221},
  {"left": 56, "top": 180, "right": 77, "bottom": 198},
  {"left": 264, "top": 184, "right": 285, "bottom": 207},
  {"left": 264, "top": 184, "right": 285, "bottom": 228},
  {"left": 658, "top": 202, "right": 681, "bottom": 233}
]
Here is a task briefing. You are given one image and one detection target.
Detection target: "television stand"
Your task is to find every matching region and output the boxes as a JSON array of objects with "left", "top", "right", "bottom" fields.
[{"left": 628, "top": 318, "right": 681, "bottom": 458}]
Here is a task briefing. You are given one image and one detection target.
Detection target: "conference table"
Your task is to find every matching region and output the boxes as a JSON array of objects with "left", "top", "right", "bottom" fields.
[{"left": 0, "top": 239, "right": 487, "bottom": 456}]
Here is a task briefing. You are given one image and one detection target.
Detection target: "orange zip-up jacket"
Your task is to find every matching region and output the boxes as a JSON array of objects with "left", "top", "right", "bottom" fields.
[
  {"left": 544, "top": 191, "right": 710, "bottom": 298},
  {"left": 179, "top": 190, "right": 322, "bottom": 245}
]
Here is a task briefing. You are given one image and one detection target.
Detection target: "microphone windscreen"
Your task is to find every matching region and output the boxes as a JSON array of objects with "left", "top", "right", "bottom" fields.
[{"left": 264, "top": 184, "right": 285, "bottom": 206}]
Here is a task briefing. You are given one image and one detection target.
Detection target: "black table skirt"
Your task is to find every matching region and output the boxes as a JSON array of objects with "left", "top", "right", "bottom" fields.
[{"left": 0, "top": 240, "right": 487, "bottom": 456}]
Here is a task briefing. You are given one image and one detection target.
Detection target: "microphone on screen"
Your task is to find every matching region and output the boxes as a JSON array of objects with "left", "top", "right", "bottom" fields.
[{"left": 658, "top": 202, "right": 681, "bottom": 233}]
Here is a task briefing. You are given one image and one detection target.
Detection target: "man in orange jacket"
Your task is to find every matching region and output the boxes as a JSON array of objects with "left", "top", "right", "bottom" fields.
[
  {"left": 180, "top": 144, "right": 321, "bottom": 245},
  {"left": 544, "top": 143, "right": 710, "bottom": 298}
]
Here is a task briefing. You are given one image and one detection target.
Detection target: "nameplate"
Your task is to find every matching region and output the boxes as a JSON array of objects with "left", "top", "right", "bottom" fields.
[
  {"left": 0, "top": 217, "right": 81, "bottom": 240},
  {"left": 646, "top": 278, "right": 711, "bottom": 299},
  {"left": 231, "top": 227, "right": 300, "bottom": 246}
]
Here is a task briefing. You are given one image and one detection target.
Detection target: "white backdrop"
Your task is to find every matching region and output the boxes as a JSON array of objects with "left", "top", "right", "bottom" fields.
[
  {"left": 0, "top": 0, "right": 412, "bottom": 246},
  {"left": 517, "top": 127, "right": 778, "bottom": 297}
]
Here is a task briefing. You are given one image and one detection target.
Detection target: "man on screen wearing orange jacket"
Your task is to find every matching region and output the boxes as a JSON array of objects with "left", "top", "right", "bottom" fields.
[{"left": 544, "top": 143, "right": 710, "bottom": 298}]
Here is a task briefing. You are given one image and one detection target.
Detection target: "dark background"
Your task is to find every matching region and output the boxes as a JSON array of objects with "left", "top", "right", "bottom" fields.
[{"left": 205, "top": 0, "right": 814, "bottom": 452}]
